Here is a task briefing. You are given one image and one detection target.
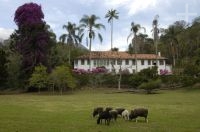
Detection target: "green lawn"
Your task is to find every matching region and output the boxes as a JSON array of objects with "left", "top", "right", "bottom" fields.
[{"left": 0, "top": 89, "right": 200, "bottom": 132}]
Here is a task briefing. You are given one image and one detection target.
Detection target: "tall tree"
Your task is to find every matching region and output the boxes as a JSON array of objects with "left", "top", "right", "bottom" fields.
[
  {"left": 105, "top": 9, "right": 119, "bottom": 50},
  {"left": 79, "top": 14, "right": 105, "bottom": 70},
  {"left": 127, "top": 22, "right": 145, "bottom": 73},
  {"left": 137, "top": 33, "right": 148, "bottom": 53},
  {"left": 152, "top": 15, "right": 159, "bottom": 66},
  {"left": 59, "top": 22, "right": 80, "bottom": 64},
  {"left": 0, "top": 48, "right": 8, "bottom": 87},
  {"left": 159, "top": 20, "right": 187, "bottom": 67},
  {"left": 164, "top": 26, "right": 179, "bottom": 67},
  {"left": 12, "top": 2, "right": 52, "bottom": 78}
]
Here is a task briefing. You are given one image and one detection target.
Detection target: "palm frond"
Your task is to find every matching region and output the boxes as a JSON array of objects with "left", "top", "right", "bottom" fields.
[
  {"left": 94, "top": 23, "right": 106, "bottom": 30},
  {"left": 127, "top": 33, "right": 133, "bottom": 44},
  {"left": 98, "top": 33, "right": 103, "bottom": 43}
]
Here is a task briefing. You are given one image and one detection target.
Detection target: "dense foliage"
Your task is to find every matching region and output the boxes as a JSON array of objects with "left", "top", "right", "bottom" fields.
[
  {"left": 0, "top": 48, "right": 8, "bottom": 87},
  {"left": 138, "top": 79, "right": 161, "bottom": 94},
  {"left": 11, "top": 2, "right": 51, "bottom": 79},
  {"left": 29, "top": 64, "right": 48, "bottom": 93},
  {"left": 49, "top": 65, "right": 76, "bottom": 94}
]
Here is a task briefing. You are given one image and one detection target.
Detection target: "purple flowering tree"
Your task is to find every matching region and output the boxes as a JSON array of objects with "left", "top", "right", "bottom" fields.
[
  {"left": 14, "top": 3, "right": 44, "bottom": 27},
  {"left": 11, "top": 2, "right": 51, "bottom": 76}
]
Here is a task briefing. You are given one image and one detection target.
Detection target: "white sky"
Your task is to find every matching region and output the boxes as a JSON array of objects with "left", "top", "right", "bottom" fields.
[{"left": 0, "top": 0, "right": 199, "bottom": 51}]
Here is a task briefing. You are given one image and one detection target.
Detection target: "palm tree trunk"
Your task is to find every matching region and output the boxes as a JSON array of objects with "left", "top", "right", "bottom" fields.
[
  {"left": 111, "top": 19, "right": 113, "bottom": 50},
  {"left": 118, "top": 66, "right": 121, "bottom": 90},
  {"left": 134, "top": 34, "right": 138, "bottom": 73},
  {"left": 68, "top": 46, "right": 71, "bottom": 64},
  {"left": 155, "top": 39, "right": 158, "bottom": 66},
  {"left": 89, "top": 36, "right": 92, "bottom": 71}
]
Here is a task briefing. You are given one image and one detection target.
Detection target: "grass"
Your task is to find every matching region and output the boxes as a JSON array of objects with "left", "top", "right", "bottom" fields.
[{"left": 0, "top": 88, "right": 200, "bottom": 132}]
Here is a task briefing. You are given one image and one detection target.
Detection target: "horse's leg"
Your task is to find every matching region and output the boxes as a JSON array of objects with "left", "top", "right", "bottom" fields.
[
  {"left": 127, "top": 115, "right": 129, "bottom": 121},
  {"left": 145, "top": 117, "right": 148, "bottom": 123},
  {"left": 107, "top": 119, "right": 109, "bottom": 125}
]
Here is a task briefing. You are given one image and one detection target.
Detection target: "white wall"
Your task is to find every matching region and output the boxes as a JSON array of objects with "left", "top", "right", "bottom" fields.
[{"left": 74, "top": 59, "right": 172, "bottom": 74}]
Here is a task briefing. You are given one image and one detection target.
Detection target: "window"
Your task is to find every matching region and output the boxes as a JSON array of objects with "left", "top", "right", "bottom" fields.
[
  {"left": 81, "top": 59, "right": 84, "bottom": 65},
  {"left": 159, "top": 60, "right": 164, "bottom": 65},
  {"left": 141, "top": 60, "right": 144, "bottom": 65},
  {"left": 103, "top": 60, "right": 107, "bottom": 66},
  {"left": 87, "top": 59, "right": 90, "bottom": 65},
  {"left": 94, "top": 60, "right": 97, "bottom": 66},
  {"left": 74, "top": 60, "right": 78, "bottom": 65},
  {"left": 153, "top": 60, "right": 157, "bottom": 66},
  {"left": 132, "top": 60, "right": 135, "bottom": 65},
  {"left": 148, "top": 60, "right": 151, "bottom": 65},
  {"left": 117, "top": 59, "right": 122, "bottom": 65},
  {"left": 100, "top": 59, "right": 104, "bottom": 66},
  {"left": 107, "top": 60, "right": 109, "bottom": 66},
  {"left": 125, "top": 59, "right": 129, "bottom": 65},
  {"left": 111, "top": 60, "right": 115, "bottom": 65}
]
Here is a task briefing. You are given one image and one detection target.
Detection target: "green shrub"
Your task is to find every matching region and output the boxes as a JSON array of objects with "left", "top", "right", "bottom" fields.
[
  {"left": 160, "top": 75, "right": 182, "bottom": 88},
  {"left": 183, "top": 64, "right": 200, "bottom": 76},
  {"left": 139, "top": 66, "right": 158, "bottom": 79},
  {"left": 180, "top": 76, "right": 198, "bottom": 87},
  {"left": 73, "top": 74, "right": 90, "bottom": 88},
  {"left": 49, "top": 65, "right": 76, "bottom": 94},
  {"left": 29, "top": 64, "right": 48, "bottom": 93},
  {"left": 128, "top": 74, "right": 148, "bottom": 88},
  {"left": 138, "top": 79, "right": 162, "bottom": 94}
]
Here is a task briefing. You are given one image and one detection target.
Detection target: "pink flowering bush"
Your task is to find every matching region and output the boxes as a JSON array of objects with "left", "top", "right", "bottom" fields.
[
  {"left": 160, "top": 69, "right": 170, "bottom": 75},
  {"left": 73, "top": 69, "right": 89, "bottom": 74},
  {"left": 73, "top": 67, "right": 108, "bottom": 74}
]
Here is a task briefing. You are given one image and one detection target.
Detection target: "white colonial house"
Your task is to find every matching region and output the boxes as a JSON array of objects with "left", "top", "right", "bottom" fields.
[{"left": 74, "top": 51, "right": 172, "bottom": 74}]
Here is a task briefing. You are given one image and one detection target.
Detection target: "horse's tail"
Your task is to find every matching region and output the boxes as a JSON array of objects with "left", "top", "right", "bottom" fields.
[{"left": 97, "top": 117, "right": 101, "bottom": 124}]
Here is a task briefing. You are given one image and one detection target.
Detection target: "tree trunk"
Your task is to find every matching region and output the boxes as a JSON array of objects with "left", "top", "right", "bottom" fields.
[
  {"left": 52, "top": 83, "right": 54, "bottom": 95},
  {"left": 60, "top": 85, "right": 63, "bottom": 95},
  {"left": 68, "top": 47, "right": 71, "bottom": 64},
  {"left": 111, "top": 19, "right": 113, "bottom": 50},
  {"left": 118, "top": 73, "right": 121, "bottom": 90},
  {"left": 118, "top": 66, "right": 122, "bottom": 90},
  {"left": 89, "top": 32, "right": 92, "bottom": 72},
  {"left": 133, "top": 35, "right": 138, "bottom": 73}
]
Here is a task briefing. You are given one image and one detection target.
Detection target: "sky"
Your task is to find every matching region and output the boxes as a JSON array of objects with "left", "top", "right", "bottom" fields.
[{"left": 0, "top": 0, "right": 200, "bottom": 51}]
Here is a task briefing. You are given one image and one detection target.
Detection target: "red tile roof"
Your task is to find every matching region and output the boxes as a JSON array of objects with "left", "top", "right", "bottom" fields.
[{"left": 77, "top": 51, "right": 166, "bottom": 60}]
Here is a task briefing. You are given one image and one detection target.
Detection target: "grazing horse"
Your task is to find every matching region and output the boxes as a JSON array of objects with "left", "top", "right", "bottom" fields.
[
  {"left": 109, "top": 109, "right": 118, "bottom": 121},
  {"left": 97, "top": 111, "right": 112, "bottom": 125},
  {"left": 122, "top": 109, "right": 129, "bottom": 120},
  {"left": 129, "top": 108, "right": 148, "bottom": 123},
  {"left": 93, "top": 107, "right": 103, "bottom": 117}
]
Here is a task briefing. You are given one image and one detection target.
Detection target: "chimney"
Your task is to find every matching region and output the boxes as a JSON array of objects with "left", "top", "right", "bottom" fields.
[{"left": 158, "top": 52, "right": 161, "bottom": 56}]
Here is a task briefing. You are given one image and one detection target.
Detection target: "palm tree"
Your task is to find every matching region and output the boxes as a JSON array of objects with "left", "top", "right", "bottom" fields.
[
  {"left": 127, "top": 22, "right": 146, "bottom": 73},
  {"left": 105, "top": 9, "right": 119, "bottom": 50},
  {"left": 79, "top": 14, "right": 105, "bottom": 70},
  {"left": 59, "top": 22, "right": 80, "bottom": 64},
  {"left": 152, "top": 15, "right": 159, "bottom": 66}
]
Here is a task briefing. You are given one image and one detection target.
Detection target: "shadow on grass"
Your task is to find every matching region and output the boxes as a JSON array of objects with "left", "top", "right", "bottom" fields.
[{"left": 104, "top": 89, "right": 164, "bottom": 95}]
